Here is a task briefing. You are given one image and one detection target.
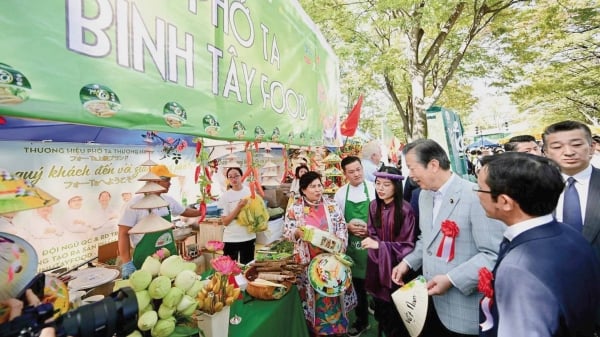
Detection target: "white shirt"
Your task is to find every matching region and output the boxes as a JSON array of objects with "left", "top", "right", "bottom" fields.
[
  {"left": 504, "top": 214, "right": 554, "bottom": 241},
  {"left": 362, "top": 160, "right": 379, "bottom": 182},
  {"left": 218, "top": 186, "right": 256, "bottom": 242},
  {"left": 334, "top": 181, "right": 376, "bottom": 215},
  {"left": 432, "top": 174, "right": 456, "bottom": 221},
  {"left": 556, "top": 165, "right": 591, "bottom": 225},
  {"left": 119, "top": 194, "right": 185, "bottom": 246}
]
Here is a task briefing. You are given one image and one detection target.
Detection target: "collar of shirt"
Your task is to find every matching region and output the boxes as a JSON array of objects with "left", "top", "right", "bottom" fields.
[
  {"left": 561, "top": 164, "right": 592, "bottom": 185},
  {"left": 432, "top": 173, "right": 455, "bottom": 198},
  {"left": 504, "top": 214, "right": 554, "bottom": 241}
]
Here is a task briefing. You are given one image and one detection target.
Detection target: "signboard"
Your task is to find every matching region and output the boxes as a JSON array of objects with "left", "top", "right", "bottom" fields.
[
  {"left": 426, "top": 106, "right": 469, "bottom": 178},
  {"left": 0, "top": 141, "right": 199, "bottom": 271},
  {"left": 0, "top": 0, "right": 340, "bottom": 146}
]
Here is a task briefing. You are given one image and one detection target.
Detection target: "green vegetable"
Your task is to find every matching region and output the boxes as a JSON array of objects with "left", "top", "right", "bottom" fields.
[
  {"left": 148, "top": 276, "right": 171, "bottom": 299},
  {"left": 126, "top": 330, "right": 143, "bottom": 337},
  {"left": 174, "top": 270, "right": 197, "bottom": 291},
  {"left": 162, "top": 287, "right": 184, "bottom": 308},
  {"left": 135, "top": 290, "right": 151, "bottom": 313},
  {"left": 137, "top": 310, "right": 158, "bottom": 331},
  {"left": 182, "top": 261, "right": 197, "bottom": 272},
  {"left": 129, "top": 270, "right": 152, "bottom": 292},
  {"left": 151, "top": 318, "right": 176, "bottom": 337},
  {"left": 185, "top": 280, "right": 203, "bottom": 297},
  {"left": 141, "top": 256, "right": 162, "bottom": 276},
  {"left": 176, "top": 294, "right": 195, "bottom": 312},
  {"left": 159, "top": 255, "right": 186, "bottom": 279},
  {"left": 157, "top": 303, "right": 176, "bottom": 319},
  {"left": 180, "top": 301, "right": 198, "bottom": 316}
]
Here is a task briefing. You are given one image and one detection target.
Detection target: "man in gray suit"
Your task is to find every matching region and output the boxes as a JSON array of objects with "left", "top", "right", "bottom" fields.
[
  {"left": 392, "top": 139, "right": 505, "bottom": 336},
  {"left": 543, "top": 120, "right": 600, "bottom": 333}
]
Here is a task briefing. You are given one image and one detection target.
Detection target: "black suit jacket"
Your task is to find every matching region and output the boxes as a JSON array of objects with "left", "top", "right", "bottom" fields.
[{"left": 584, "top": 167, "right": 600, "bottom": 262}]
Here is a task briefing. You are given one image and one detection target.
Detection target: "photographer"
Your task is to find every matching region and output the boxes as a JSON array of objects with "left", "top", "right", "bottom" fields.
[{"left": 1, "top": 289, "right": 56, "bottom": 337}]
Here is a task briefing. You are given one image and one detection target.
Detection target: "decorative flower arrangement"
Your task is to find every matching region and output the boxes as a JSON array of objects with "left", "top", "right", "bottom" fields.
[
  {"left": 196, "top": 255, "right": 241, "bottom": 315},
  {"left": 205, "top": 240, "right": 224, "bottom": 260},
  {"left": 436, "top": 219, "right": 459, "bottom": 262}
]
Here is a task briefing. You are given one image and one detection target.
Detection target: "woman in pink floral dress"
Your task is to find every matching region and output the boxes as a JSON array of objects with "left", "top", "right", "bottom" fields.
[{"left": 283, "top": 171, "right": 357, "bottom": 337}]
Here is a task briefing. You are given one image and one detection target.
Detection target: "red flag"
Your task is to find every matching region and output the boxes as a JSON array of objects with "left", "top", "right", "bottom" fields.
[{"left": 340, "top": 95, "right": 363, "bottom": 137}]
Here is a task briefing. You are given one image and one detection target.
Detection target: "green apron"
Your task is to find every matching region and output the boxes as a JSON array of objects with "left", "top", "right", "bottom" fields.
[
  {"left": 132, "top": 208, "right": 177, "bottom": 269},
  {"left": 344, "top": 182, "right": 370, "bottom": 279}
]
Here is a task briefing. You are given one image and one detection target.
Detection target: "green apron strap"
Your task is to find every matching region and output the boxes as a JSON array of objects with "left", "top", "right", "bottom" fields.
[
  {"left": 132, "top": 208, "right": 177, "bottom": 268},
  {"left": 344, "top": 182, "right": 370, "bottom": 279}
]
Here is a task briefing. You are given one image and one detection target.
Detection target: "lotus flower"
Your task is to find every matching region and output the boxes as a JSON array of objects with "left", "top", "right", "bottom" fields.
[
  {"left": 205, "top": 240, "right": 224, "bottom": 253},
  {"left": 210, "top": 255, "right": 241, "bottom": 275},
  {"left": 196, "top": 255, "right": 242, "bottom": 315}
]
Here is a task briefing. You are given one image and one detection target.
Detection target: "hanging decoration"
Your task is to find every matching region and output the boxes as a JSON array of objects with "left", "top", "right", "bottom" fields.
[
  {"left": 240, "top": 141, "right": 265, "bottom": 199},
  {"left": 193, "top": 138, "right": 215, "bottom": 222}
]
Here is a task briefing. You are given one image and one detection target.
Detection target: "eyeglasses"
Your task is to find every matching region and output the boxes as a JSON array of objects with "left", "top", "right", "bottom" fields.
[
  {"left": 472, "top": 186, "right": 492, "bottom": 194},
  {"left": 227, "top": 175, "right": 241, "bottom": 180}
]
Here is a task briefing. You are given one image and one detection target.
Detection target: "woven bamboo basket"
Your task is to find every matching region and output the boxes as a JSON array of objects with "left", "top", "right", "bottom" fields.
[{"left": 244, "top": 266, "right": 292, "bottom": 300}]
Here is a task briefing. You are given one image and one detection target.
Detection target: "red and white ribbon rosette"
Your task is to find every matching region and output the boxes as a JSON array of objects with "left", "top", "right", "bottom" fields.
[
  {"left": 478, "top": 267, "right": 495, "bottom": 331},
  {"left": 436, "top": 220, "right": 459, "bottom": 262}
]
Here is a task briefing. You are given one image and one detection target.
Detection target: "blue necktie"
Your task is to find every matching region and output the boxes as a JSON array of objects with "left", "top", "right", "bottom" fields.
[{"left": 563, "top": 177, "right": 583, "bottom": 232}]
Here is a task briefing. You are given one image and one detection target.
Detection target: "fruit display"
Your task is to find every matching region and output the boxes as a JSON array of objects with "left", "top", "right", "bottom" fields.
[
  {"left": 236, "top": 195, "right": 269, "bottom": 233},
  {"left": 115, "top": 253, "right": 202, "bottom": 337},
  {"left": 195, "top": 255, "right": 241, "bottom": 315}
]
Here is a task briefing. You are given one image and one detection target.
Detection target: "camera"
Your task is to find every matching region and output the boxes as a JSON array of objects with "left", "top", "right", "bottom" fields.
[{"left": 0, "top": 287, "right": 138, "bottom": 337}]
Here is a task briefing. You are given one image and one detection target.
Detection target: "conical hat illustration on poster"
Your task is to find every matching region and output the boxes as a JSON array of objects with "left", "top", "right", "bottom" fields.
[{"left": 391, "top": 275, "right": 428, "bottom": 337}]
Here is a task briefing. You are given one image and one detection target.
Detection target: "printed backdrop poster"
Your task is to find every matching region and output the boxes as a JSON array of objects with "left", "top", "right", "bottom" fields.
[
  {"left": 0, "top": 0, "right": 341, "bottom": 146},
  {"left": 0, "top": 141, "right": 198, "bottom": 271}
]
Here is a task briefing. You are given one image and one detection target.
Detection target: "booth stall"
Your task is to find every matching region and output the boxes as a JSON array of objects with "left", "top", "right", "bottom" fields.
[{"left": 0, "top": 1, "right": 341, "bottom": 336}]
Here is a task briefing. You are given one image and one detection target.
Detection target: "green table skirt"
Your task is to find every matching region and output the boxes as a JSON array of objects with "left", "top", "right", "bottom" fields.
[{"left": 229, "top": 286, "right": 309, "bottom": 337}]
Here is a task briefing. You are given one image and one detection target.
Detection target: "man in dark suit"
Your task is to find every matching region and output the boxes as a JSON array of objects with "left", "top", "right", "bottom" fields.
[
  {"left": 543, "top": 121, "right": 600, "bottom": 261},
  {"left": 543, "top": 120, "right": 600, "bottom": 333},
  {"left": 476, "top": 152, "right": 600, "bottom": 337}
]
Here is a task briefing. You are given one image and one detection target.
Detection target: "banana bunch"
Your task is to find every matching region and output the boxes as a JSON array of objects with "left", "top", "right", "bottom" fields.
[
  {"left": 237, "top": 195, "right": 269, "bottom": 233},
  {"left": 121, "top": 255, "right": 203, "bottom": 337},
  {"left": 195, "top": 273, "right": 241, "bottom": 314}
]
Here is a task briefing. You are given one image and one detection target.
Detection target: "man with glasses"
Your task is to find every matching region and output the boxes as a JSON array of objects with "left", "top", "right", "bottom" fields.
[
  {"left": 475, "top": 152, "right": 600, "bottom": 337},
  {"left": 118, "top": 165, "right": 204, "bottom": 279},
  {"left": 392, "top": 139, "right": 504, "bottom": 337}
]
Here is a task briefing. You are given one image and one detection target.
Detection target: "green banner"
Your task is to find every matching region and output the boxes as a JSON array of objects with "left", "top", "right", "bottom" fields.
[{"left": 0, "top": 0, "right": 340, "bottom": 146}]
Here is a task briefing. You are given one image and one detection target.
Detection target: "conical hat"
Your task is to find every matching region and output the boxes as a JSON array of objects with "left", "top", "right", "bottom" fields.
[
  {"left": 135, "top": 182, "right": 167, "bottom": 194},
  {"left": 130, "top": 194, "right": 169, "bottom": 209},
  {"left": 0, "top": 168, "right": 59, "bottom": 214},
  {"left": 137, "top": 171, "right": 162, "bottom": 181},
  {"left": 128, "top": 213, "right": 173, "bottom": 234},
  {"left": 140, "top": 159, "right": 158, "bottom": 167},
  {"left": 0, "top": 233, "right": 38, "bottom": 301},
  {"left": 391, "top": 276, "right": 428, "bottom": 337}
]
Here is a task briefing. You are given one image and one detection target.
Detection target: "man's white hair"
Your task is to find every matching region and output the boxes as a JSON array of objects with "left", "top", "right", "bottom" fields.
[{"left": 361, "top": 141, "right": 381, "bottom": 160}]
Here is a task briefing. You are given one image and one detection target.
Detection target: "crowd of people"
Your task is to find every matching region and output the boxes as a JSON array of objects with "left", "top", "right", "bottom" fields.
[
  {"left": 2, "top": 120, "right": 600, "bottom": 337},
  {"left": 281, "top": 120, "right": 599, "bottom": 337}
]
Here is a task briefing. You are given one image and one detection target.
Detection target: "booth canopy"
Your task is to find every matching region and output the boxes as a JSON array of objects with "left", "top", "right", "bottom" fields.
[
  {"left": 466, "top": 138, "right": 500, "bottom": 151},
  {"left": 0, "top": 1, "right": 341, "bottom": 147}
]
